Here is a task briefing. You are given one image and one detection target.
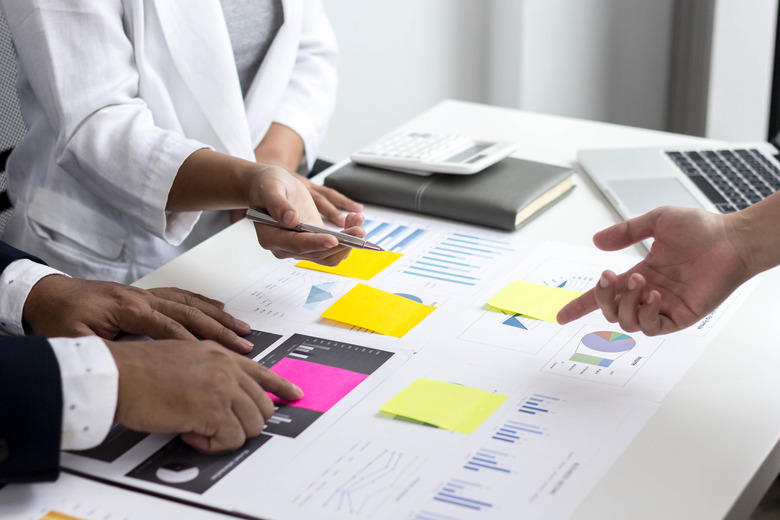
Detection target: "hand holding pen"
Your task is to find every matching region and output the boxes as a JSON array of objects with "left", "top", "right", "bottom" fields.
[
  {"left": 240, "top": 165, "right": 369, "bottom": 266},
  {"left": 246, "top": 209, "right": 383, "bottom": 251}
]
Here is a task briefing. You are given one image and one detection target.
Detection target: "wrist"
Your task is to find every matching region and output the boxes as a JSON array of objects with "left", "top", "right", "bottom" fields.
[
  {"left": 254, "top": 123, "right": 305, "bottom": 174},
  {"left": 170, "top": 149, "right": 262, "bottom": 211},
  {"left": 725, "top": 198, "right": 780, "bottom": 277},
  {"left": 22, "top": 273, "right": 69, "bottom": 334},
  {"left": 254, "top": 152, "right": 302, "bottom": 175}
]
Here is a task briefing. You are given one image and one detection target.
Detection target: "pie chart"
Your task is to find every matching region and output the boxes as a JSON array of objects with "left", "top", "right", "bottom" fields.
[
  {"left": 570, "top": 331, "right": 636, "bottom": 367},
  {"left": 581, "top": 331, "right": 635, "bottom": 353}
]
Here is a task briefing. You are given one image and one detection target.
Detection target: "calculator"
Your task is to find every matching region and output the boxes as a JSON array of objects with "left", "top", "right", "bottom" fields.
[{"left": 350, "top": 132, "right": 519, "bottom": 175}]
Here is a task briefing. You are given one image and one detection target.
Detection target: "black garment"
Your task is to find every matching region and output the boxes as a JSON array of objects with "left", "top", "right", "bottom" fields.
[{"left": 0, "top": 240, "right": 62, "bottom": 483}]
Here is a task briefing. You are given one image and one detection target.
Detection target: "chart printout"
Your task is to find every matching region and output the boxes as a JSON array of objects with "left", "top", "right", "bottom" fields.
[{"left": 54, "top": 208, "right": 752, "bottom": 520}]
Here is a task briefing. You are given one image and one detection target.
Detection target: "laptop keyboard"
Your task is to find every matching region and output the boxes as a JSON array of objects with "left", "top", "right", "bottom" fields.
[{"left": 666, "top": 149, "right": 780, "bottom": 213}]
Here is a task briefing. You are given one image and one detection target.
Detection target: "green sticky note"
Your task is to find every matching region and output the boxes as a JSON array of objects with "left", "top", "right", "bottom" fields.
[
  {"left": 380, "top": 378, "right": 507, "bottom": 434},
  {"left": 487, "top": 280, "right": 582, "bottom": 322}
]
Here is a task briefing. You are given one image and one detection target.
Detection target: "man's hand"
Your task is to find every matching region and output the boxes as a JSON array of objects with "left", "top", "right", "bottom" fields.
[
  {"left": 106, "top": 339, "right": 302, "bottom": 452},
  {"left": 557, "top": 205, "right": 750, "bottom": 335},
  {"left": 23, "top": 277, "right": 255, "bottom": 353}
]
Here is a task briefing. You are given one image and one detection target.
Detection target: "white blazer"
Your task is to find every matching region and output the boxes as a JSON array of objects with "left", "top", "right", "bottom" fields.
[{"left": 0, "top": 0, "right": 338, "bottom": 282}]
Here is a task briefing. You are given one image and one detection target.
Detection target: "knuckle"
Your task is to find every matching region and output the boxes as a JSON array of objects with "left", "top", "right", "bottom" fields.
[
  {"left": 245, "top": 418, "right": 265, "bottom": 438},
  {"left": 183, "top": 305, "right": 206, "bottom": 322},
  {"left": 159, "top": 317, "right": 188, "bottom": 337}
]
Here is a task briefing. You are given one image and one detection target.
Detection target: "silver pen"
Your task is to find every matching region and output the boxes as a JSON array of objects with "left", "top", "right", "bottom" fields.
[{"left": 245, "top": 208, "right": 384, "bottom": 251}]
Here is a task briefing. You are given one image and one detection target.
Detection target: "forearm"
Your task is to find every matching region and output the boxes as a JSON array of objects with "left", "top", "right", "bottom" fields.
[
  {"left": 168, "top": 148, "right": 264, "bottom": 211},
  {"left": 254, "top": 123, "right": 305, "bottom": 174},
  {"left": 725, "top": 191, "right": 780, "bottom": 276}
]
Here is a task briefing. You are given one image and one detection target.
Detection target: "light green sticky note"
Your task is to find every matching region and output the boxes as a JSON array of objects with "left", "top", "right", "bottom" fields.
[
  {"left": 380, "top": 378, "right": 507, "bottom": 434},
  {"left": 487, "top": 280, "right": 582, "bottom": 323}
]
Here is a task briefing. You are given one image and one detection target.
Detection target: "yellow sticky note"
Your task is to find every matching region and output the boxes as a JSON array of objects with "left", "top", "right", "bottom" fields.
[
  {"left": 487, "top": 280, "right": 582, "bottom": 322},
  {"left": 296, "top": 249, "right": 402, "bottom": 280},
  {"left": 380, "top": 378, "right": 507, "bottom": 434},
  {"left": 321, "top": 283, "right": 434, "bottom": 337},
  {"left": 39, "top": 513, "right": 84, "bottom": 520}
]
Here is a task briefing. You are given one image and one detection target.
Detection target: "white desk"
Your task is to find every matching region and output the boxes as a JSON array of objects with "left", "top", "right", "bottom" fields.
[{"left": 134, "top": 99, "right": 780, "bottom": 520}]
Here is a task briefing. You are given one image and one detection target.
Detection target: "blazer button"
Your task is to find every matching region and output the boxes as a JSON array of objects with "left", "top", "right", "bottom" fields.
[{"left": 0, "top": 439, "right": 8, "bottom": 463}]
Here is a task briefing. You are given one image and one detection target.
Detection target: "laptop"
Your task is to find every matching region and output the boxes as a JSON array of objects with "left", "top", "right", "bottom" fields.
[{"left": 577, "top": 136, "right": 780, "bottom": 221}]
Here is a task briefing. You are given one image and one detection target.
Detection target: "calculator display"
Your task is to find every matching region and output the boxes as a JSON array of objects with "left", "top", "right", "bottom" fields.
[{"left": 443, "top": 143, "right": 491, "bottom": 163}]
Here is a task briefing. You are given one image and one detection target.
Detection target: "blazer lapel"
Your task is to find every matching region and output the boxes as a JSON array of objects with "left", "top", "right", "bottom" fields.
[{"left": 152, "top": 0, "right": 254, "bottom": 159}]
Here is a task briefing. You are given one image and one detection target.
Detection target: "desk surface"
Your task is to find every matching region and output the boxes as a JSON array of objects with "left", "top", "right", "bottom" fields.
[{"left": 133, "top": 100, "right": 780, "bottom": 520}]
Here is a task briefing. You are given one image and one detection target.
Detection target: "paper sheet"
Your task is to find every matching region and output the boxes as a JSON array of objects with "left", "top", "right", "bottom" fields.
[
  {"left": 54, "top": 209, "right": 753, "bottom": 520},
  {"left": 487, "top": 280, "right": 583, "bottom": 322},
  {"left": 0, "top": 472, "right": 238, "bottom": 520},
  {"left": 296, "top": 249, "right": 402, "bottom": 280},
  {"left": 380, "top": 377, "right": 507, "bottom": 434},
  {"left": 321, "top": 283, "right": 435, "bottom": 337}
]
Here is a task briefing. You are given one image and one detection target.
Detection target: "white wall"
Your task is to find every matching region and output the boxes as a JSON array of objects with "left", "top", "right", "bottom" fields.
[
  {"left": 320, "top": 0, "right": 487, "bottom": 161},
  {"left": 706, "top": 0, "right": 777, "bottom": 141},
  {"left": 320, "top": 0, "right": 777, "bottom": 162},
  {"left": 508, "top": 0, "right": 674, "bottom": 131}
]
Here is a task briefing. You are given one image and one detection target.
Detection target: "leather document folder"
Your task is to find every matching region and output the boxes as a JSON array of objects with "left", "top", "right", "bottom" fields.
[{"left": 323, "top": 157, "right": 574, "bottom": 231}]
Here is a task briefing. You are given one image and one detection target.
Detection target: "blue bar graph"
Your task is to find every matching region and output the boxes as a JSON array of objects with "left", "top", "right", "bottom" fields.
[
  {"left": 404, "top": 231, "right": 515, "bottom": 286},
  {"left": 375, "top": 225, "right": 408, "bottom": 247},
  {"left": 365, "top": 222, "right": 390, "bottom": 240},
  {"left": 363, "top": 220, "right": 427, "bottom": 251},
  {"left": 518, "top": 393, "right": 559, "bottom": 415},
  {"left": 395, "top": 228, "right": 427, "bottom": 250},
  {"left": 434, "top": 479, "right": 493, "bottom": 512},
  {"left": 492, "top": 420, "right": 543, "bottom": 443},
  {"left": 413, "top": 511, "right": 462, "bottom": 520},
  {"left": 464, "top": 449, "right": 511, "bottom": 473}
]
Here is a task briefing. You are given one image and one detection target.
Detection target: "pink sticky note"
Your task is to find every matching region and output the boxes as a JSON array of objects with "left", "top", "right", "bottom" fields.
[{"left": 267, "top": 357, "right": 368, "bottom": 413}]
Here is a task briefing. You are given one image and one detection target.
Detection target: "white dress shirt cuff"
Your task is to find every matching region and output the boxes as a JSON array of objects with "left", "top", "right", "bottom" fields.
[
  {"left": 49, "top": 336, "right": 119, "bottom": 451},
  {"left": 0, "top": 259, "right": 67, "bottom": 336}
]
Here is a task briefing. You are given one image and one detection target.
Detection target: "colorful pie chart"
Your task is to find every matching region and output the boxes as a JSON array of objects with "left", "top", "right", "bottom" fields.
[{"left": 581, "top": 331, "right": 635, "bottom": 353}]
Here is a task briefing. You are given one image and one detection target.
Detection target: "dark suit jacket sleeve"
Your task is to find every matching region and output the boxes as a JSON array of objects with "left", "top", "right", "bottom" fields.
[
  {"left": 0, "top": 240, "right": 45, "bottom": 271},
  {"left": 0, "top": 336, "right": 62, "bottom": 483},
  {"left": 0, "top": 243, "right": 60, "bottom": 482}
]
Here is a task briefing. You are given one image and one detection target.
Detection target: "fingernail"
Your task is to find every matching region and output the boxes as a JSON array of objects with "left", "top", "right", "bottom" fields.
[
  {"left": 647, "top": 292, "right": 656, "bottom": 304},
  {"left": 627, "top": 277, "right": 637, "bottom": 291},
  {"left": 235, "top": 319, "right": 251, "bottom": 330},
  {"left": 237, "top": 338, "right": 254, "bottom": 351},
  {"left": 293, "top": 384, "right": 304, "bottom": 398},
  {"left": 599, "top": 274, "right": 609, "bottom": 288},
  {"left": 282, "top": 210, "right": 296, "bottom": 227}
]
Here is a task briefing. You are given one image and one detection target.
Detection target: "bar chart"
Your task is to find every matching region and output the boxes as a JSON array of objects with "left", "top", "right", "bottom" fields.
[
  {"left": 491, "top": 420, "right": 544, "bottom": 444},
  {"left": 259, "top": 334, "right": 394, "bottom": 437},
  {"left": 464, "top": 449, "right": 512, "bottom": 474},
  {"left": 518, "top": 393, "right": 560, "bottom": 416},
  {"left": 364, "top": 219, "right": 429, "bottom": 252},
  {"left": 433, "top": 478, "right": 494, "bottom": 512},
  {"left": 403, "top": 233, "right": 516, "bottom": 288}
]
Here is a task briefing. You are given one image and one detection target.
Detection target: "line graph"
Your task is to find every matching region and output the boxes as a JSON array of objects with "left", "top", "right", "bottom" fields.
[{"left": 292, "top": 441, "right": 427, "bottom": 518}]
